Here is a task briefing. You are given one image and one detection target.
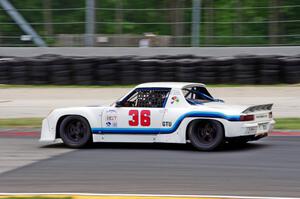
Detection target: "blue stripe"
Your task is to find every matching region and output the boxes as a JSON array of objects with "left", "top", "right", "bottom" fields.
[{"left": 92, "top": 111, "right": 240, "bottom": 135}]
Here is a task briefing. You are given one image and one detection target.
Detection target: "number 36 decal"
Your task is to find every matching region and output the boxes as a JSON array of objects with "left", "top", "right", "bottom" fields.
[{"left": 129, "top": 110, "right": 151, "bottom": 126}]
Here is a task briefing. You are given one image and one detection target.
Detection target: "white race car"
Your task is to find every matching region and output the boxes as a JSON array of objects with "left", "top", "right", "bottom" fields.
[{"left": 40, "top": 82, "right": 275, "bottom": 151}]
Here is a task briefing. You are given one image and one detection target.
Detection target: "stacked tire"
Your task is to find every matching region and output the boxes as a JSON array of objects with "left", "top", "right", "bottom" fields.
[
  {"left": 49, "top": 56, "right": 72, "bottom": 85},
  {"left": 72, "top": 57, "right": 96, "bottom": 85},
  {"left": 95, "top": 57, "right": 118, "bottom": 85},
  {"left": 234, "top": 55, "right": 258, "bottom": 84},
  {"left": 215, "top": 57, "right": 235, "bottom": 84},
  {"left": 197, "top": 58, "right": 217, "bottom": 84},
  {"left": 27, "top": 57, "right": 51, "bottom": 84},
  {"left": 280, "top": 57, "right": 300, "bottom": 84},
  {"left": 158, "top": 59, "right": 177, "bottom": 81},
  {"left": 0, "top": 59, "right": 12, "bottom": 84},
  {"left": 118, "top": 59, "right": 138, "bottom": 84},
  {"left": 259, "top": 56, "right": 281, "bottom": 84},
  {"left": 138, "top": 59, "right": 159, "bottom": 83},
  {"left": 0, "top": 54, "right": 299, "bottom": 86},
  {"left": 9, "top": 58, "right": 28, "bottom": 84},
  {"left": 176, "top": 59, "right": 198, "bottom": 82}
]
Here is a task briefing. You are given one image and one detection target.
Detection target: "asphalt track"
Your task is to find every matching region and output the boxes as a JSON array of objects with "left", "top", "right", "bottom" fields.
[{"left": 0, "top": 135, "right": 300, "bottom": 198}]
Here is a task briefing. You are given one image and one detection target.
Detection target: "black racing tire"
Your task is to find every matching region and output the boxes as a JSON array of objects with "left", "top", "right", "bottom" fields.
[
  {"left": 188, "top": 120, "right": 224, "bottom": 151},
  {"left": 59, "top": 115, "right": 92, "bottom": 148}
]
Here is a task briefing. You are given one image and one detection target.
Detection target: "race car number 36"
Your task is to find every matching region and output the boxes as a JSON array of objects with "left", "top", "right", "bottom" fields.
[{"left": 129, "top": 110, "right": 151, "bottom": 126}]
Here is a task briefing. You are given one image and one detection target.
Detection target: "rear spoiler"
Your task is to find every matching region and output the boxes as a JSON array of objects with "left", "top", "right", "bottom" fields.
[{"left": 242, "top": 104, "right": 273, "bottom": 114}]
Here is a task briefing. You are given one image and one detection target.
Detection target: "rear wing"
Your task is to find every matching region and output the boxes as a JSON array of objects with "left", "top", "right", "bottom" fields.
[{"left": 242, "top": 104, "right": 273, "bottom": 114}]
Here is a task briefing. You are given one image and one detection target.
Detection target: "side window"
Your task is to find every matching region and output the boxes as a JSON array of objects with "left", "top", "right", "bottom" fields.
[
  {"left": 122, "top": 88, "right": 170, "bottom": 108},
  {"left": 182, "top": 86, "right": 214, "bottom": 105}
]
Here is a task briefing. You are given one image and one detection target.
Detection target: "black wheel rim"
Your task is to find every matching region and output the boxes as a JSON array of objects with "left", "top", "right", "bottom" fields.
[
  {"left": 196, "top": 122, "right": 217, "bottom": 144},
  {"left": 65, "top": 119, "right": 87, "bottom": 142}
]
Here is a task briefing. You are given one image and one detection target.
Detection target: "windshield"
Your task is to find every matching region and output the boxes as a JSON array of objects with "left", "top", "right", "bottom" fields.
[{"left": 182, "top": 86, "right": 215, "bottom": 105}]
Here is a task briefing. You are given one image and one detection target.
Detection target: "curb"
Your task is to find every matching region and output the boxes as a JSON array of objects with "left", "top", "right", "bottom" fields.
[
  {"left": 0, "top": 194, "right": 224, "bottom": 199},
  {"left": 270, "top": 131, "right": 300, "bottom": 136},
  {"left": 0, "top": 193, "right": 298, "bottom": 199}
]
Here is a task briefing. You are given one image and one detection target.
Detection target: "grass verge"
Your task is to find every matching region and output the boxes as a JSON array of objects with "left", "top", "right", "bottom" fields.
[
  {"left": 274, "top": 118, "right": 300, "bottom": 130},
  {"left": 0, "top": 117, "right": 42, "bottom": 128},
  {"left": 0, "top": 117, "right": 299, "bottom": 130}
]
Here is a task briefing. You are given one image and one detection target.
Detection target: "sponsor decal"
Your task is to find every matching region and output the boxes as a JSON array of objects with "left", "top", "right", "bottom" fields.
[
  {"left": 107, "top": 115, "right": 117, "bottom": 121},
  {"left": 171, "top": 96, "right": 179, "bottom": 104},
  {"left": 106, "top": 109, "right": 117, "bottom": 114},
  {"left": 256, "top": 114, "right": 268, "bottom": 119},
  {"left": 106, "top": 109, "right": 118, "bottom": 127},
  {"left": 162, "top": 121, "right": 172, "bottom": 127}
]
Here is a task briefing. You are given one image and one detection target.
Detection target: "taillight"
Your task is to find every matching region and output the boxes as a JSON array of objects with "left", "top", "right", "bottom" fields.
[
  {"left": 240, "top": 114, "right": 254, "bottom": 121},
  {"left": 269, "top": 112, "right": 273, "bottom": 118}
]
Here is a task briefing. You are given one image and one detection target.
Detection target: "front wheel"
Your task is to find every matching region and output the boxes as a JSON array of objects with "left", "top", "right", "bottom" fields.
[
  {"left": 59, "top": 115, "right": 92, "bottom": 148},
  {"left": 188, "top": 120, "right": 224, "bottom": 151}
]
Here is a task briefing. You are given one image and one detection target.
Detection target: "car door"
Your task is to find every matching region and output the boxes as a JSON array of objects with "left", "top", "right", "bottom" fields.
[{"left": 101, "top": 88, "right": 170, "bottom": 142}]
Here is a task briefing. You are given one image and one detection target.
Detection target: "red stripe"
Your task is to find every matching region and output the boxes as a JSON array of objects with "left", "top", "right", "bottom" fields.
[
  {"left": 0, "top": 131, "right": 40, "bottom": 137},
  {"left": 270, "top": 131, "right": 300, "bottom": 136}
]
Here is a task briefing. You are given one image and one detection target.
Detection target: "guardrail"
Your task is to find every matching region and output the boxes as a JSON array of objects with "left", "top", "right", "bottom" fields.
[{"left": 0, "top": 54, "right": 299, "bottom": 85}]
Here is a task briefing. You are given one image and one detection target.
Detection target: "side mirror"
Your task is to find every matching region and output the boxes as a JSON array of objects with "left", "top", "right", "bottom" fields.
[{"left": 115, "top": 101, "right": 123, "bottom": 107}]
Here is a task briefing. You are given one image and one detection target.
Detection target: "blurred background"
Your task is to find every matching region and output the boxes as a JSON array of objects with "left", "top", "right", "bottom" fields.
[
  {"left": 0, "top": 0, "right": 299, "bottom": 47},
  {"left": 0, "top": 0, "right": 299, "bottom": 86},
  {"left": 0, "top": 2, "right": 300, "bottom": 196}
]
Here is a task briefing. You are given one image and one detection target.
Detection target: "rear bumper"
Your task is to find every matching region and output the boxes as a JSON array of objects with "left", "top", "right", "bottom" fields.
[
  {"left": 226, "top": 132, "right": 268, "bottom": 142},
  {"left": 225, "top": 119, "right": 275, "bottom": 138},
  {"left": 243, "top": 119, "right": 275, "bottom": 136}
]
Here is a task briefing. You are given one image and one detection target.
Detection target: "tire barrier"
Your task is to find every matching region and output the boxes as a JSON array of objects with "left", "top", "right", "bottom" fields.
[
  {"left": 280, "top": 57, "right": 300, "bottom": 84},
  {"left": 0, "top": 59, "right": 10, "bottom": 84},
  {"left": 0, "top": 54, "right": 299, "bottom": 85}
]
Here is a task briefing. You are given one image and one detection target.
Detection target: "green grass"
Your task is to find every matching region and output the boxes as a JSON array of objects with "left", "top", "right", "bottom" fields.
[
  {"left": 0, "top": 117, "right": 300, "bottom": 130},
  {"left": 0, "top": 84, "right": 299, "bottom": 89},
  {"left": 274, "top": 118, "right": 300, "bottom": 130},
  {"left": 0, "top": 117, "right": 42, "bottom": 128}
]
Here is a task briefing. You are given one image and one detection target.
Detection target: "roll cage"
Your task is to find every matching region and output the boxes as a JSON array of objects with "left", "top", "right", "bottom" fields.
[
  {"left": 182, "top": 86, "right": 222, "bottom": 105},
  {"left": 116, "top": 87, "right": 171, "bottom": 108}
]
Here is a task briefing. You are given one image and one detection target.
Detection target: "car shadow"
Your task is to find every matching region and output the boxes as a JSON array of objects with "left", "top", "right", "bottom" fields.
[
  {"left": 217, "top": 142, "right": 270, "bottom": 152},
  {"left": 41, "top": 141, "right": 270, "bottom": 152}
]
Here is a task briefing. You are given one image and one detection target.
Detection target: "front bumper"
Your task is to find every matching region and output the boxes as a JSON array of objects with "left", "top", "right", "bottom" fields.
[{"left": 39, "top": 118, "right": 55, "bottom": 142}]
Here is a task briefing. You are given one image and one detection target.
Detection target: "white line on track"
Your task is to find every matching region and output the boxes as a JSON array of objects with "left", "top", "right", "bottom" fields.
[{"left": 0, "top": 193, "right": 299, "bottom": 199}]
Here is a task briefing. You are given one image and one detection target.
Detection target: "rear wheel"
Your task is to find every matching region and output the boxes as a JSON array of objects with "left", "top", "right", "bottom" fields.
[
  {"left": 188, "top": 120, "right": 224, "bottom": 151},
  {"left": 59, "top": 115, "right": 92, "bottom": 148}
]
